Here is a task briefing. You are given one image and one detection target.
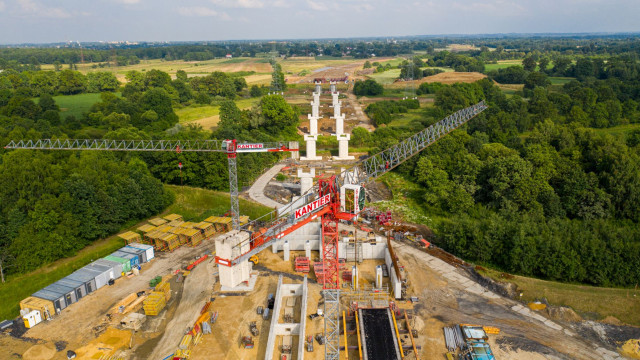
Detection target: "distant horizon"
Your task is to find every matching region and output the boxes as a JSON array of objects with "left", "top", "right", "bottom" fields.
[
  {"left": 1, "top": 31, "right": 640, "bottom": 47},
  {"left": 1, "top": 0, "right": 638, "bottom": 45}
]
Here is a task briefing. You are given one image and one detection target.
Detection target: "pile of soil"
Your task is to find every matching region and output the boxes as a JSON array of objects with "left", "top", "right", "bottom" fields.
[
  {"left": 22, "top": 343, "right": 56, "bottom": 360},
  {"left": 547, "top": 306, "right": 582, "bottom": 323}
]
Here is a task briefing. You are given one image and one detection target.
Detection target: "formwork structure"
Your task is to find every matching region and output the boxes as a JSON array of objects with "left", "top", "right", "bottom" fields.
[
  {"left": 168, "top": 219, "right": 185, "bottom": 228},
  {"left": 264, "top": 275, "right": 308, "bottom": 360},
  {"left": 175, "top": 227, "right": 204, "bottom": 247},
  {"left": 153, "top": 232, "right": 180, "bottom": 252},
  {"left": 294, "top": 257, "right": 310, "bottom": 273},
  {"left": 118, "top": 231, "right": 142, "bottom": 245},
  {"left": 194, "top": 221, "right": 216, "bottom": 238},
  {"left": 204, "top": 216, "right": 233, "bottom": 233},
  {"left": 163, "top": 213, "right": 183, "bottom": 222},
  {"left": 181, "top": 221, "right": 196, "bottom": 229},
  {"left": 148, "top": 218, "right": 168, "bottom": 226}
]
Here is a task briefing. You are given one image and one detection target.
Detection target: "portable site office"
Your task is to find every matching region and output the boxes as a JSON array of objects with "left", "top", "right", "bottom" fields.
[
  {"left": 111, "top": 251, "right": 140, "bottom": 269},
  {"left": 55, "top": 278, "right": 87, "bottom": 300},
  {"left": 33, "top": 283, "right": 78, "bottom": 312},
  {"left": 92, "top": 258, "right": 123, "bottom": 279},
  {"left": 32, "top": 289, "right": 68, "bottom": 313},
  {"left": 85, "top": 262, "right": 116, "bottom": 289},
  {"left": 128, "top": 243, "right": 155, "bottom": 262},
  {"left": 104, "top": 255, "right": 132, "bottom": 273},
  {"left": 122, "top": 245, "right": 148, "bottom": 263},
  {"left": 20, "top": 297, "right": 55, "bottom": 320},
  {"left": 66, "top": 267, "right": 100, "bottom": 294}
]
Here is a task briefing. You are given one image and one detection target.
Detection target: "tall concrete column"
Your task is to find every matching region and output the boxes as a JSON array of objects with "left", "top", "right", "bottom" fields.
[
  {"left": 302, "top": 86, "right": 322, "bottom": 161},
  {"left": 297, "top": 168, "right": 315, "bottom": 195},
  {"left": 331, "top": 85, "right": 354, "bottom": 160},
  {"left": 216, "top": 230, "right": 252, "bottom": 288}
]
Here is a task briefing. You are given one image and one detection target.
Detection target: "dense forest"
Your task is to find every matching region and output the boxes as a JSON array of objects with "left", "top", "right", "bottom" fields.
[
  {"left": 0, "top": 64, "right": 299, "bottom": 275},
  {"left": 2, "top": 36, "right": 640, "bottom": 289},
  {"left": 350, "top": 58, "right": 640, "bottom": 287}
]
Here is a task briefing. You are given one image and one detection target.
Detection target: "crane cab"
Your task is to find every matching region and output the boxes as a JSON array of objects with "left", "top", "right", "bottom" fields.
[{"left": 340, "top": 184, "right": 365, "bottom": 216}]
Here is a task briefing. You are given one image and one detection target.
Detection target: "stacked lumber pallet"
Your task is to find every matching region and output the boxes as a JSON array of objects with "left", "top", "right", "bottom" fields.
[
  {"left": 154, "top": 281, "right": 171, "bottom": 302},
  {"left": 295, "top": 257, "right": 310, "bottom": 273},
  {"left": 143, "top": 292, "right": 166, "bottom": 316}
]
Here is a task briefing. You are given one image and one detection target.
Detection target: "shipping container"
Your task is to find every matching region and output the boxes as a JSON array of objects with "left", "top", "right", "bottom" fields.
[
  {"left": 66, "top": 268, "right": 100, "bottom": 294},
  {"left": 32, "top": 289, "right": 67, "bottom": 313},
  {"left": 111, "top": 250, "right": 140, "bottom": 269},
  {"left": 56, "top": 277, "right": 87, "bottom": 300},
  {"left": 92, "top": 258, "right": 123, "bottom": 280},
  {"left": 48, "top": 283, "right": 78, "bottom": 306},
  {"left": 104, "top": 255, "right": 131, "bottom": 273},
  {"left": 84, "top": 263, "right": 112, "bottom": 289},
  {"left": 122, "top": 245, "right": 147, "bottom": 263},
  {"left": 128, "top": 243, "right": 155, "bottom": 262}
]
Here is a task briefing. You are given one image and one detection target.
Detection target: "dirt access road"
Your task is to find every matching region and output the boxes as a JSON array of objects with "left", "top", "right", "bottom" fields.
[{"left": 392, "top": 240, "right": 624, "bottom": 360}]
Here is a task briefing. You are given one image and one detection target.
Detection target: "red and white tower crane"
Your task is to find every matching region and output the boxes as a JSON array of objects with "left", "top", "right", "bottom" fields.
[{"left": 5, "top": 101, "right": 487, "bottom": 360}]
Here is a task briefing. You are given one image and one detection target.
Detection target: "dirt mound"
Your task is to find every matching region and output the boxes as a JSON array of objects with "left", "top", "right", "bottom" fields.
[
  {"left": 600, "top": 316, "right": 623, "bottom": 326},
  {"left": 389, "top": 72, "right": 486, "bottom": 87},
  {"left": 22, "top": 343, "right": 56, "bottom": 360},
  {"left": 365, "top": 181, "right": 393, "bottom": 202},
  {"left": 412, "top": 316, "right": 425, "bottom": 332},
  {"left": 547, "top": 306, "right": 582, "bottom": 323}
]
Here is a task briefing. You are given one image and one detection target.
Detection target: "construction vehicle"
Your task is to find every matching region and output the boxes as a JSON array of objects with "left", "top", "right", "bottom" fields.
[
  {"left": 306, "top": 335, "right": 314, "bottom": 352},
  {"left": 6, "top": 102, "right": 487, "bottom": 360},
  {"left": 250, "top": 321, "right": 259, "bottom": 336},
  {"left": 242, "top": 336, "right": 254, "bottom": 349},
  {"left": 249, "top": 255, "right": 259, "bottom": 265}
]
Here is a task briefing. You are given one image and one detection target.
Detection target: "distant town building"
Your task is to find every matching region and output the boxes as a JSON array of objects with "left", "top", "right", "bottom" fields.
[{"left": 225, "top": 54, "right": 233, "bottom": 58}]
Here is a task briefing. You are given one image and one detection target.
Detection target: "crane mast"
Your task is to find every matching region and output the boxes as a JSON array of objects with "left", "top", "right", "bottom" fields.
[{"left": 5, "top": 101, "right": 488, "bottom": 360}]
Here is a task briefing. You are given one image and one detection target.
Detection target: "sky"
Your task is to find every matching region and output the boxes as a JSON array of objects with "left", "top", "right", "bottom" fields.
[{"left": 0, "top": 0, "right": 639, "bottom": 44}]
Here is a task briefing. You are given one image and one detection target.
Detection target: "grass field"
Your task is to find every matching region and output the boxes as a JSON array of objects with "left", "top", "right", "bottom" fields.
[
  {"left": 549, "top": 77, "right": 576, "bottom": 85},
  {"left": 478, "top": 267, "right": 640, "bottom": 326},
  {"left": 593, "top": 123, "right": 640, "bottom": 136},
  {"left": 176, "top": 98, "right": 258, "bottom": 130},
  {"left": 368, "top": 68, "right": 402, "bottom": 84},
  {"left": 388, "top": 108, "right": 426, "bottom": 127},
  {"left": 484, "top": 60, "right": 523, "bottom": 72},
  {"left": 0, "top": 185, "right": 269, "bottom": 323},
  {"left": 53, "top": 93, "right": 116, "bottom": 118}
]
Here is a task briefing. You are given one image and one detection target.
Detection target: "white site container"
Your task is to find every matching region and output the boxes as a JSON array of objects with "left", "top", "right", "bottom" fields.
[{"left": 23, "top": 310, "right": 42, "bottom": 328}]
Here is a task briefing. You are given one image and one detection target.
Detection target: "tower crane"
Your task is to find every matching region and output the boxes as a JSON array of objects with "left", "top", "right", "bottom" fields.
[
  {"left": 5, "top": 101, "right": 487, "bottom": 360},
  {"left": 3, "top": 138, "right": 298, "bottom": 229},
  {"left": 219, "top": 101, "right": 488, "bottom": 360}
]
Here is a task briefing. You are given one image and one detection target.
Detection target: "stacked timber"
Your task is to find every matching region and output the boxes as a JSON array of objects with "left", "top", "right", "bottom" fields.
[
  {"left": 154, "top": 281, "right": 171, "bottom": 302},
  {"left": 143, "top": 292, "right": 166, "bottom": 316}
]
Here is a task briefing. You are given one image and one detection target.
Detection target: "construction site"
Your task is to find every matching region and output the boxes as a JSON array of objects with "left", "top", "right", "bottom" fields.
[{"left": 3, "top": 80, "right": 639, "bottom": 360}]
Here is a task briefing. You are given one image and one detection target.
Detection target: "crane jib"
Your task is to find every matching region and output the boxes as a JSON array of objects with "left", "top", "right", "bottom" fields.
[{"left": 294, "top": 194, "right": 331, "bottom": 219}]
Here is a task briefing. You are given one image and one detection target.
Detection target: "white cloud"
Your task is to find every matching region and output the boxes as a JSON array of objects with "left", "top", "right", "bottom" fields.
[
  {"left": 306, "top": 0, "right": 328, "bottom": 11},
  {"left": 178, "top": 6, "right": 230, "bottom": 18},
  {"left": 16, "top": 0, "right": 72, "bottom": 18},
  {"left": 210, "top": 0, "right": 265, "bottom": 8}
]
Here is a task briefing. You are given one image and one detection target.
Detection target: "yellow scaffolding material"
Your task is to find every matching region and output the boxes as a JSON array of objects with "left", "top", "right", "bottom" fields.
[
  {"left": 355, "top": 310, "right": 363, "bottom": 360},
  {"left": 343, "top": 311, "right": 348, "bottom": 360},
  {"left": 391, "top": 310, "right": 405, "bottom": 359},
  {"left": 143, "top": 293, "right": 166, "bottom": 316},
  {"left": 148, "top": 218, "right": 168, "bottom": 226},
  {"left": 117, "top": 231, "right": 142, "bottom": 245},
  {"left": 163, "top": 213, "right": 183, "bottom": 222}
]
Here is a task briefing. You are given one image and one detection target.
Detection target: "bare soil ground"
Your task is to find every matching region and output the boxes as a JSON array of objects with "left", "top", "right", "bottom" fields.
[
  {"left": 388, "top": 72, "right": 487, "bottom": 87},
  {"left": 4, "top": 223, "right": 636, "bottom": 360}
]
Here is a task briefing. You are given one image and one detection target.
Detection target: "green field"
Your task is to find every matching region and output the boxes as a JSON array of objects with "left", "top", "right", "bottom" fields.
[
  {"left": 176, "top": 98, "right": 258, "bottom": 124},
  {"left": 549, "top": 77, "right": 576, "bottom": 85},
  {"left": 388, "top": 108, "right": 426, "bottom": 127},
  {"left": 53, "top": 93, "right": 117, "bottom": 119},
  {"left": 368, "top": 68, "right": 401, "bottom": 85},
  {"left": 0, "top": 185, "right": 269, "bottom": 323},
  {"left": 478, "top": 267, "right": 640, "bottom": 326},
  {"left": 593, "top": 123, "right": 640, "bottom": 136},
  {"left": 484, "top": 60, "right": 523, "bottom": 71}
]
